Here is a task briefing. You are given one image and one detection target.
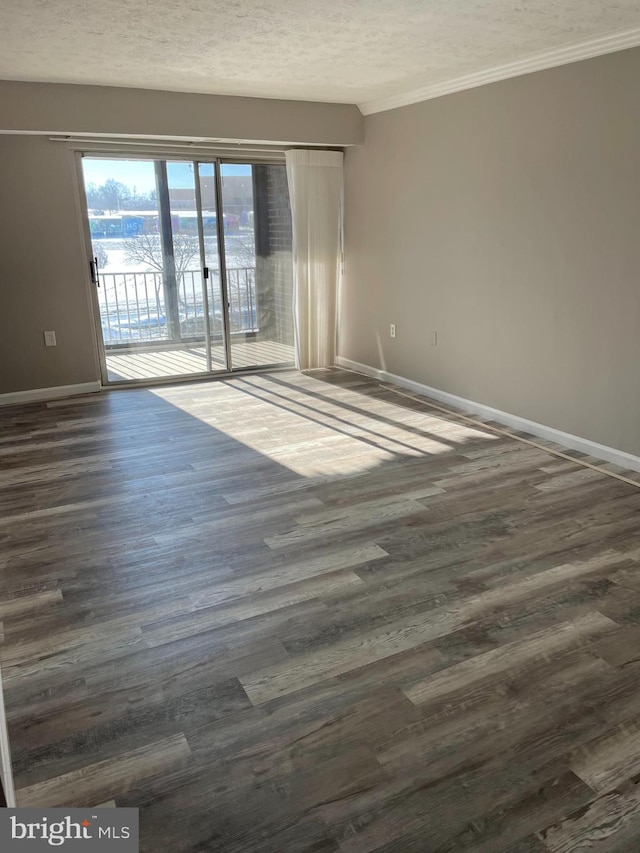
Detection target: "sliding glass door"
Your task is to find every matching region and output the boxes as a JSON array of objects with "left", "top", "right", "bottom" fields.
[
  {"left": 220, "top": 163, "right": 295, "bottom": 369},
  {"left": 82, "top": 155, "right": 294, "bottom": 384}
]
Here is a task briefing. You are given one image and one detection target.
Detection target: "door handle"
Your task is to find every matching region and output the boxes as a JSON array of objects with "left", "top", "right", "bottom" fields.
[{"left": 90, "top": 258, "right": 100, "bottom": 287}]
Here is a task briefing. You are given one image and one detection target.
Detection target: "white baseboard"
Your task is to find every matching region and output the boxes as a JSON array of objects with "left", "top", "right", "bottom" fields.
[
  {"left": 0, "top": 381, "right": 101, "bottom": 407},
  {"left": 336, "top": 356, "right": 640, "bottom": 474}
]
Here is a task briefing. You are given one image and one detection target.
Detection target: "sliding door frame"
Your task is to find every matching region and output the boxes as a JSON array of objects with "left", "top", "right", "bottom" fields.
[
  {"left": 192, "top": 162, "right": 215, "bottom": 374},
  {"left": 213, "top": 161, "right": 234, "bottom": 373},
  {"left": 76, "top": 149, "right": 293, "bottom": 389},
  {"left": 76, "top": 151, "right": 112, "bottom": 387}
]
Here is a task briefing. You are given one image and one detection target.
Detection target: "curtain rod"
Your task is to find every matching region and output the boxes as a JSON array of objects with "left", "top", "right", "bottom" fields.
[{"left": 48, "top": 136, "right": 290, "bottom": 154}]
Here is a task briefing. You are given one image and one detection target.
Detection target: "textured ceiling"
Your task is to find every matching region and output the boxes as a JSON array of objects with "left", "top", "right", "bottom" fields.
[{"left": 1, "top": 0, "right": 639, "bottom": 107}]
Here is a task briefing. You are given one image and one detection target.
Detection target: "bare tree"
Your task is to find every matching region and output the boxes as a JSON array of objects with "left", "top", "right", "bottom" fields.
[
  {"left": 123, "top": 233, "right": 200, "bottom": 274},
  {"left": 230, "top": 230, "right": 256, "bottom": 269},
  {"left": 86, "top": 180, "right": 156, "bottom": 212}
]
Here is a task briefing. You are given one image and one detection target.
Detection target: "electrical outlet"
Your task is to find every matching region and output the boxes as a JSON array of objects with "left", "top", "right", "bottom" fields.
[
  {"left": 44, "top": 331, "right": 57, "bottom": 347},
  {"left": 390, "top": 323, "right": 396, "bottom": 339}
]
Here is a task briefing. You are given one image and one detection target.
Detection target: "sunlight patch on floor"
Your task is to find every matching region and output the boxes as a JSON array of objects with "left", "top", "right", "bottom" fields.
[{"left": 149, "top": 371, "right": 498, "bottom": 478}]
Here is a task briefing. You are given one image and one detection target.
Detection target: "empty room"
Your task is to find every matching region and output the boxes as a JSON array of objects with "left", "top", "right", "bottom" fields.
[{"left": 1, "top": 2, "right": 640, "bottom": 850}]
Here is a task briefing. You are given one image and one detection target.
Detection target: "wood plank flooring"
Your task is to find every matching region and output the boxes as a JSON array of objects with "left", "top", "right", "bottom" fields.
[
  {"left": 106, "top": 338, "right": 295, "bottom": 381},
  {"left": 1, "top": 368, "right": 640, "bottom": 851}
]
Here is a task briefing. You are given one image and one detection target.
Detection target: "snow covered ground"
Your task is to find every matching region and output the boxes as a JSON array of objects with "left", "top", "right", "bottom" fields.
[
  {"left": 92, "top": 233, "right": 254, "bottom": 274},
  {"left": 92, "top": 234, "right": 257, "bottom": 342}
]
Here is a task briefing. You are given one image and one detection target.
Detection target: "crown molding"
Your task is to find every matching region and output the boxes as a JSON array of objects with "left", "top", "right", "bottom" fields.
[{"left": 359, "top": 26, "right": 640, "bottom": 116}]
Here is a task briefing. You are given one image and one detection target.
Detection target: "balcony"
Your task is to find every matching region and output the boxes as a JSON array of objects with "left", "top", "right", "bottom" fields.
[{"left": 98, "top": 267, "right": 295, "bottom": 381}]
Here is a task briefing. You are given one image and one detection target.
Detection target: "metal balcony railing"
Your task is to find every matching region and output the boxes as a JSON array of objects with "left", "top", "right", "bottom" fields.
[{"left": 98, "top": 268, "right": 258, "bottom": 346}]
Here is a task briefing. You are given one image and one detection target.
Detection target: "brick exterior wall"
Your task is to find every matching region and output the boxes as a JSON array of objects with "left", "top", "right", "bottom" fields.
[{"left": 253, "top": 165, "right": 294, "bottom": 346}]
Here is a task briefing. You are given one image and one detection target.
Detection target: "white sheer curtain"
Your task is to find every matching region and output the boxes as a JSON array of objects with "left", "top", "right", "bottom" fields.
[{"left": 285, "top": 149, "right": 343, "bottom": 370}]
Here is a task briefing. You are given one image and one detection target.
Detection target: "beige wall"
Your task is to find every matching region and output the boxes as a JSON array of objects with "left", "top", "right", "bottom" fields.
[
  {"left": 340, "top": 47, "right": 640, "bottom": 457},
  {"left": 0, "top": 135, "right": 99, "bottom": 394},
  {"left": 0, "top": 81, "right": 363, "bottom": 146},
  {"left": 0, "top": 80, "right": 362, "bottom": 396}
]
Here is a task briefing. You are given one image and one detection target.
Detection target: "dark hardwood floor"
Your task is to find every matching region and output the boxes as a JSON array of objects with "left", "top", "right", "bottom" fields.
[{"left": 2, "top": 368, "right": 640, "bottom": 851}]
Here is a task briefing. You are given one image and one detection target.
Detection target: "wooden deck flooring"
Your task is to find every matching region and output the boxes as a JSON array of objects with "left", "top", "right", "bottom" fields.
[
  {"left": 2, "top": 368, "right": 640, "bottom": 851},
  {"left": 105, "top": 338, "right": 295, "bottom": 381}
]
